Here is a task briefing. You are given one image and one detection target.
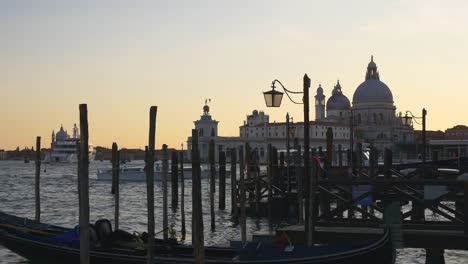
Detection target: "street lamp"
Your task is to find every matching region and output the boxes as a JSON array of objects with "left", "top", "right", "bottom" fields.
[
  {"left": 405, "top": 109, "right": 427, "bottom": 177},
  {"left": 263, "top": 83, "right": 284, "bottom": 107},
  {"left": 263, "top": 74, "right": 315, "bottom": 247}
]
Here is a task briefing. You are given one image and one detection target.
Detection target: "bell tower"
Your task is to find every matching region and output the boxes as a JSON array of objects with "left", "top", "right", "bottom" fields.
[{"left": 315, "top": 84, "right": 326, "bottom": 120}]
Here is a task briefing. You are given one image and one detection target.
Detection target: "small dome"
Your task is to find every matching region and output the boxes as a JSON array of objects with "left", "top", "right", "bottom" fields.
[
  {"left": 327, "top": 93, "right": 351, "bottom": 111},
  {"left": 353, "top": 80, "right": 393, "bottom": 104},
  {"left": 316, "top": 84, "right": 323, "bottom": 94},
  {"left": 326, "top": 80, "right": 350, "bottom": 111},
  {"left": 55, "top": 125, "right": 69, "bottom": 141},
  {"left": 252, "top": 110, "right": 259, "bottom": 115}
]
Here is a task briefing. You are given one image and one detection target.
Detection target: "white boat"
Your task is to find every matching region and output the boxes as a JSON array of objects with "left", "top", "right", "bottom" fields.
[
  {"left": 96, "top": 165, "right": 210, "bottom": 182},
  {"left": 45, "top": 124, "right": 95, "bottom": 163}
]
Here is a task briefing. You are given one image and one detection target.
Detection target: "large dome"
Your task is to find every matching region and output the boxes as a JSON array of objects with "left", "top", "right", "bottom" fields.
[
  {"left": 353, "top": 56, "right": 394, "bottom": 104},
  {"left": 353, "top": 80, "right": 393, "bottom": 104}
]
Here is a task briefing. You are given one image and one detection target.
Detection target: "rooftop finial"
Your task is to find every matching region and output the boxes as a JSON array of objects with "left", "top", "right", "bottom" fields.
[{"left": 371, "top": 55, "right": 374, "bottom": 62}]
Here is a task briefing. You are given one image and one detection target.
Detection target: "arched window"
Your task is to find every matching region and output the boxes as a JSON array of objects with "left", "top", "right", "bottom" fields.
[
  {"left": 358, "top": 114, "right": 362, "bottom": 124},
  {"left": 211, "top": 127, "right": 215, "bottom": 137},
  {"left": 199, "top": 128, "right": 204, "bottom": 136}
]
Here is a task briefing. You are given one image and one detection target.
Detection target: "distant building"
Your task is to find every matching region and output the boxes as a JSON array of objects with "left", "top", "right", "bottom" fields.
[
  {"left": 445, "top": 125, "right": 468, "bottom": 140},
  {"left": 314, "top": 56, "right": 414, "bottom": 151},
  {"left": 0, "top": 149, "right": 6, "bottom": 160},
  {"left": 187, "top": 103, "right": 350, "bottom": 163}
]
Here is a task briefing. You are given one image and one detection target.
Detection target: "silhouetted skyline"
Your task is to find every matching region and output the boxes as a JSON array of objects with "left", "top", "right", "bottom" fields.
[{"left": 2, "top": 0, "right": 468, "bottom": 149}]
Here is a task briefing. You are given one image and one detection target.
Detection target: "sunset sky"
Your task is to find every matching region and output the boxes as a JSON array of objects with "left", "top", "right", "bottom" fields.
[{"left": 2, "top": 0, "right": 468, "bottom": 150}]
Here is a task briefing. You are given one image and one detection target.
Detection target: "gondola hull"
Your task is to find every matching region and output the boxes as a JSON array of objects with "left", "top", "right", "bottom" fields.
[{"left": 0, "top": 212, "right": 394, "bottom": 264}]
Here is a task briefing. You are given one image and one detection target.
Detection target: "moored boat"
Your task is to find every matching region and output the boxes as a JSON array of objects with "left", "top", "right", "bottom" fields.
[{"left": 0, "top": 211, "right": 394, "bottom": 264}]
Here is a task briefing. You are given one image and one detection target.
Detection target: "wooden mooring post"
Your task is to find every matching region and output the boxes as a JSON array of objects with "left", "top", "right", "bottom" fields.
[
  {"left": 111, "top": 143, "right": 120, "bottom": 230},
  {"left": 179, "top": 151, "right": 186, "bottom": 240},
  {"left": 171, "top": 151, "right": 178, "bottom": 211},
  {"left": 162, "top": 144, "right": 169, "bottom": 240},
  {"left": 191, "top": 129, "right": 205, "bottom": 263},
  {"left": 239, "top": 146, "right": 246, "bottom": 243},
  {"left": 230, "top": 148, "right": 237, "bottom": 216},
  {"left": 326, "top": 127, "right": 333, "bottom": 169},
  {"left": 295, "top": 141, "right": 303, "bottom": 224},
  {"left": 146, "top": 106, "right": 157, "bottom": 264},
  {"left": 209, "top": 139, "right": 216, "bottom": 231},
  {"left": 267, "top": 144, "right": 273, "bottom": 226},
  {"left": 338, "top": 144, "right": 343, "bottom": 168},
  {"left": 384, "top": 148, "right": 392, "bottom": 179},
  {"left": 34, "top": 136, "right": 41, "bottom": 222},
  {"left": 78, "top": 104, "right": 90, "bottom": 264},
  {"left": 219, "top": 151, "right": 226, "bottom": 210}
]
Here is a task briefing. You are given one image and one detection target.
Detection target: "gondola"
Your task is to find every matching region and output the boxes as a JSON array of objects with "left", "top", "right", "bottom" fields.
[{"left": 0, "top": 211, "right": 394, "bottom": 264}]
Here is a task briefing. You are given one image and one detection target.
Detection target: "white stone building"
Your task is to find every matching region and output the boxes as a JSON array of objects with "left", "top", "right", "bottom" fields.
[{"left": 187, "top": 105, "right": 350, "bottom": 163}]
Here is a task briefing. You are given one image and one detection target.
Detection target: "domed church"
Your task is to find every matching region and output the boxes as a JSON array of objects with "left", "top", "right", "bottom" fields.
[{"left": 315, "top": 56, "right": 414, "bottom": 150}]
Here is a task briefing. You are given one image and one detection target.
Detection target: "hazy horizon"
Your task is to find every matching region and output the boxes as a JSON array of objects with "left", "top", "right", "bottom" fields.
[{"left": 2, "top": 0, "right": 468, "bottom": 150}]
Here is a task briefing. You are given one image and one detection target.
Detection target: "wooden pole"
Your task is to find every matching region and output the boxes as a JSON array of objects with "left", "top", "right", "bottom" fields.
[
  {"left": 296, "top": 142, "right": 303, "bottom": 224},
  {"left": 369, "top": 145, "right": 376, "bottom": 178},
  {"left": 356, "top": 143, "right": 363, "bottom": 175},
  {"left": 230, "top": 148, "right": 237, "bottom": 216},
  {"left": 286, "top": 113, "right": 291, "bottom": 193},
  {"left": 254, "top": 150, "right": 260, "bottom": 216},
  {"left": 219, "top": 151, "right": 226, "bottom": 210},
  {"left": 239, "top": 146, "right": 246, "bottom": 243},
  {"left": 146, "top": 106, "right": 157, "bottom": 264},
  {"left": 112, "top": 143, "right": 120, "bottom": 230},
  {"left": 279, "top": 151, "right": 285, "bottom": 191},
  {"left": 267, "top": 144, "right": 273, "bottom": 225},
  {"left": 307, "top": 159, "right": 317, "bottom": 247},
  {"left": 171, "top": 151, "right": 179, "bottom": 211},
  {"left": 384, "top": 148, "right": 392, "bottom": 179},
  {"left": 464, "top": 182, "right": 468, "bottom": 236},
  {"left": 422, "top": 108, "right": 427, "bottom": 178},
  {"left": 78, "top": 104, "right": 90, "bottom": 264},
  {"left": 162, "top": 144, "right": 169, "bottom": 240},
  {"left": 111, "top": 144, "right": 117, "bottom": 195},
  {"left": 209, "top": 139, "right": 216, "bottom": 231},
  {"left": 326, "top": 127, "right": 333, "bottom": 169},
  {"left": 302, "top": 74, "right": 312, "bottom": 246},
  {"left": 179, "top": 151, "right": 186, "bottom": 240},
  {"left": 338, "top": 144, "right": 343, "bottom": 168},
  {"left": 35, "top": 136, "right": 41, "bottom": 222},
  {"left": 191, "top": 129, "right": 205, "bottom": 263}
]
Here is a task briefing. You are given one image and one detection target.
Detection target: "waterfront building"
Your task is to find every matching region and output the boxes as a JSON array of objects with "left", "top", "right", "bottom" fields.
[
  {"left": 187, "top": 103, "right": 350, "bottom": 163},
  {"left": 314, "top": 56, "right": 414, "bottom": 152},
  {"left": 0, "top": 149, "right": 6, "bottom": 160},
  {"left": 188, "top": 56, "right": 415, "bottom": 162}
]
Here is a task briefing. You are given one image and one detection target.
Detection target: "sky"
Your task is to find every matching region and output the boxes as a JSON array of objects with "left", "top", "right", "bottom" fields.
[{"left": 2, "top": 0, "right": 468, "bottom": 150}]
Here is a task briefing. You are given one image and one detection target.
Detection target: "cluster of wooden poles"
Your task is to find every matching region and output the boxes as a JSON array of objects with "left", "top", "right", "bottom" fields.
[{"left": 31, "top": 105, "right": 248, "bottom": 264}]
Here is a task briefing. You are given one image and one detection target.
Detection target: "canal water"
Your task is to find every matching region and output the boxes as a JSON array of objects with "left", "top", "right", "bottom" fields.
[{"left": 0, "top": 160, "right": 467, "bottom": 263}]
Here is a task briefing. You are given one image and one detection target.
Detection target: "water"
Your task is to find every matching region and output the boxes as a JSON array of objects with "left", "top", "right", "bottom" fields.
[{"left": 0, "top": 160, "right": 467, "bottom": 263}]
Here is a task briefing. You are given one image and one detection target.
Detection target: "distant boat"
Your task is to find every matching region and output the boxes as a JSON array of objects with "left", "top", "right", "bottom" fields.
[
  {"left": 23, "top": 156, "right": 29, "bottom": 163},
  {"left": 46, "top": 124, "right": 95, "bottom": 163},
  {"left": 96, "top": 165, "right": 210, "bottom": 182}
]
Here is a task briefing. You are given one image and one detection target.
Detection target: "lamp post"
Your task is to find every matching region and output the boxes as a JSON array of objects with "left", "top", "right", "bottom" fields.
[
  {"left": 263, "top": 74, "right": 314, "bottom": 246},
  {"left": 405, "top": 109, "right": 427, "bottom": 177}
]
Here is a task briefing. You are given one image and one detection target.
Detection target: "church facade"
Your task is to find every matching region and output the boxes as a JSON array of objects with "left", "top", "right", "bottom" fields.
[
  {"left": 314, "top": 56, "right": 414, "bottom": 151},
  {"left": 187, "top": 57, "right": 414, "bottom": 162}
]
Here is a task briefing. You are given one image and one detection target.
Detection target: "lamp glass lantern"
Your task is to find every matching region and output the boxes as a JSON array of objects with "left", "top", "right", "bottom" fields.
[
  {"left": 403, "top": 113, "right": 412, "bottom": 126},
  {"left": 263, "top": 89, "right": 284, "bottom": 107}
]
